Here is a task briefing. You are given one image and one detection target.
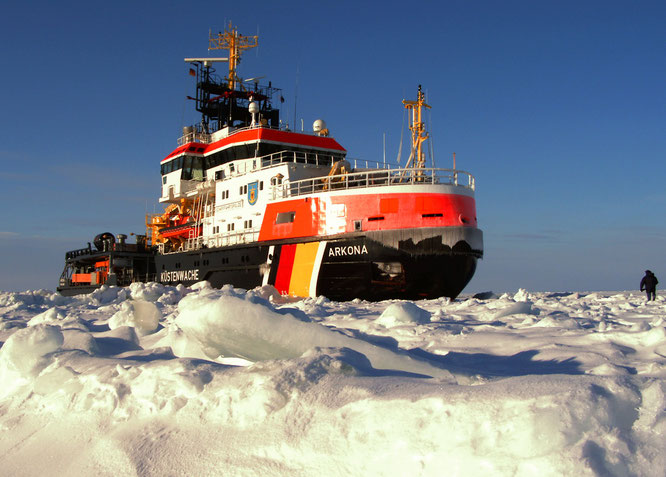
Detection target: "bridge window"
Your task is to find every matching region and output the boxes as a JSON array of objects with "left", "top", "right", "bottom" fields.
[
  {"left": 160, "top": 156, "right": 185, "bottom": 176},
  {"left": 181, "top": 156, "right": 204, "bottom": 181}
]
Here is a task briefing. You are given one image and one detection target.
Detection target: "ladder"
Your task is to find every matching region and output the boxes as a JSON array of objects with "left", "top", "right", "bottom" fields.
[{"left": 189, "top": 190, "right": 213, "bottom": 250}]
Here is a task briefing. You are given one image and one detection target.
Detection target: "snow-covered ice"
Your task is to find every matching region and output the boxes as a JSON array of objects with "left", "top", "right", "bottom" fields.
[{"left": 1, "top": 283, "right": 665, "bottom": 476}]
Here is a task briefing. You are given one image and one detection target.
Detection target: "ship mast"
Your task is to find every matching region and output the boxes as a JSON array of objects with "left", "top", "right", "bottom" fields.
[
  {"left": 208, "top": 22, "right": 258, "bottom": 91},
  {"left": 185, "top": 24, "right": 278, "bottom": 133},
  {"left": 402, "top": 85, "right": 431, "bottom": 170}
]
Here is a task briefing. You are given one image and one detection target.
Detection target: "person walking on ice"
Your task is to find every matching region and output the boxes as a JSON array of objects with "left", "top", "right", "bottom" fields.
[{"left": 640, "top": 270, "right": 658, "bottom": 301}]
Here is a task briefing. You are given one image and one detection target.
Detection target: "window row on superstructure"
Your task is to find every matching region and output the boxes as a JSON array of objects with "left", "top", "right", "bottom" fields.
[
  {"left": 211, "top": 219, "right": 254, "bottom": 233},
  {"left": 160, "top": 143, "right": 346, "bottom": 178}
]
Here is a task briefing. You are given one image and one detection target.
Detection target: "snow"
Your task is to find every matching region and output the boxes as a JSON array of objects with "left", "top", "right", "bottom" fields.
[
  {"left": 1, "top": 283, "right": 665, "bottom": 476},
  {"left": 109, "top": 299, "right": 161, "bottom": 336},
  {"left": 376, "top": 302, "right": 431, "bottom": 327}
]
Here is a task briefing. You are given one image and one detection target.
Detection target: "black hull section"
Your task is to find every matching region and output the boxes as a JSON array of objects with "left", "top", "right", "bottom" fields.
[
  {"left": 157, "top": 243, "right": 271, "bottom": 291},
  {"left": 316, "top": 227, "right": 481, "bottom": 300},
  {"left": 156, "top": 227, "right": 482, "bottom": 300},
  {"left": 318, "top": 250, "right": 478, "bottom": 301},
  {"left": 58, "top": 284, "right": 104, "bottom": 297}
]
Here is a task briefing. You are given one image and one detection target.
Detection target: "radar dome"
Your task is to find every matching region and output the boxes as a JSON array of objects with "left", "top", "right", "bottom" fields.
[
  {"left": 313, "top": 119, "right": 327, "bottom": 133},
  {"left": 248, "top": 101, "right": 259, "bottom": 114}
]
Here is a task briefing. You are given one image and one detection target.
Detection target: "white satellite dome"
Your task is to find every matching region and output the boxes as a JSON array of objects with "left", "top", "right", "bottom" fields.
[{"left": 313, "top": 119, "right": 327, "bottom": 133}]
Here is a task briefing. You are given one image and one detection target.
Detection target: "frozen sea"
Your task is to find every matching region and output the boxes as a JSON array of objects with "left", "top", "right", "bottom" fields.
[{"left": 1, "top": 282, "right": 664, "bottom": 476}]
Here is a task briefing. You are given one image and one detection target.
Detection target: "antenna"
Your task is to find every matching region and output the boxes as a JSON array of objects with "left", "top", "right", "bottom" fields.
[
  {"left": 184, "top": 57, "right": 228, "bottom": 63},
  {"left": 396, "top": 108, "right": 405, "bottom": 165},
  {"left": 293, "top": 64, "right": 299, "bottom": 131},
  {"left": 428, "top": 106, "right": 435, "bottom": 168},
  {"left": 430, "top": 135, "right": 435, "bottom": 168}
]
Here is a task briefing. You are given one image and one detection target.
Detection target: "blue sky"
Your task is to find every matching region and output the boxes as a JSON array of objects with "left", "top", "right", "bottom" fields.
[{"left": 1, "top": 0, "right": 664, "bottom": 293}]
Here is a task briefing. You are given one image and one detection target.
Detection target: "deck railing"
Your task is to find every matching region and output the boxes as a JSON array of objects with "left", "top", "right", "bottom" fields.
[
  {"left": 258, "top": 150, "right": 393, "bottom": 171},
  {"left": 280, "top": 167, "right": 475, "bottom": 199},
  {"left": 158, "top": 229, "right": 261, "bottom": 254},
  {"left": 177, "top": 123, "right": 327, "bottom": 147}
]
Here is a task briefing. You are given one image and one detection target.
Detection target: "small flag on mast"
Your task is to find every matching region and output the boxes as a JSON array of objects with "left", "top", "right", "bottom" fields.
[{"left": 189, "top": 68, "right": 196, "bottom": 77}]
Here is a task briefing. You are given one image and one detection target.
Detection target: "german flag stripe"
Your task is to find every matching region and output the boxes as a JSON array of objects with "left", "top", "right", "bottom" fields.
[
  {"left": 274, "top": 244, "right": 297, "bottom": 293},
  {"left": 272, "top": 242, "right": 326, "bottom": 297},
  {"left": 288, "top": 242, "right": 321, "bottom": 297},
  {"left": 310, "top": 241, "right": 327, "bottom": 297}
]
